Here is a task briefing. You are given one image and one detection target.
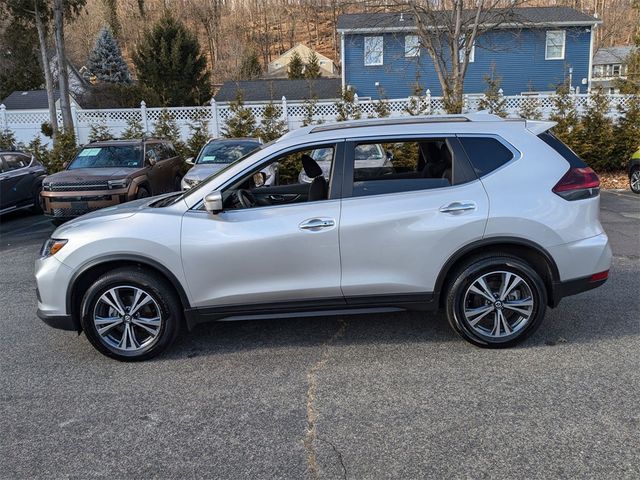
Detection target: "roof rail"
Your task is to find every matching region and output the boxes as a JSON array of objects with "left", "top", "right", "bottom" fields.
[{"left": 308, "top": 113, "right": 505, "bottom": 134}]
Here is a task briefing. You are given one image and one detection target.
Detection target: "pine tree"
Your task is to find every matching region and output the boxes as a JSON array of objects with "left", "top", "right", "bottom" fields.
[
  {"left": 550, "top": 83, "right": 581, "bottom": 148},
  {"left": 335, "top": 88, "right": 361, "bottom": 121},
  {"left": 301, "top": 97, "right": 322, "bottom": 126},
  {"left": 287, "top": 51, "right": 305, "bottom": 79},
  {"left": 404, "top": 82, "right": 427, "bottom": 116},
  {"left": 0, "top": 129, "right": 17, "bottom": 150},
  {"left": 134, "top": 15, "right": 211, "bottom": 106},
  {"left": 186, "top": 111, "right": 209, "bottom": 158},
  {"left": 574, "top": 88, "right": 615, "bottom": 171},
  {"left": 478, "top": 66, "right": 507, "bottom": 117},
  {"left": 371, "top": 86, "right": 390, "bottom": 118},
  {"left": 518, "top": 96, "right": 542, "bottom": 120},
  {"left": 613, "top": 94, "right": 640, "bottom": 167},
  {"left": 153, "top": 109, "right": 181, "bottom": 143},
  {"left": 257, "top": 101, "right": 287, "bottom": 141},
  {"left": 0, "top": 18, "right": 42, "bottom": 100},
  {"left": 88, "top": 121, "right": 114, "bottom": 142},
  {"left": 87, "top": 28, "right": 131, "bottom": 83},
  {"left": 48, "top": 130, "right": 77, "bottom": 173},
  {"left": 305, "top": 51, "right": 321, "bottom": 79},
  {"left": 222, "top": 91, "right": 257, "bottom": 138},
  {"left": 121, "top": 116, "right": 145, "bottom": 139},
  {"left": 239, "top": 51, "right": 262, "bottom": 80}
]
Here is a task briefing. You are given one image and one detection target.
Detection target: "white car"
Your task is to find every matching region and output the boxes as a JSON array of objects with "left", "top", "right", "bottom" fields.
[{"left": 36, "top": 114, "right": 611, "bottom": 360}]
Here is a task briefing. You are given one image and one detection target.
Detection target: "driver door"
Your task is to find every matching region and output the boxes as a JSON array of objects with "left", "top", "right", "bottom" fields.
[{"left": 180, "top": 142, "right": 345, "bottom": 310}]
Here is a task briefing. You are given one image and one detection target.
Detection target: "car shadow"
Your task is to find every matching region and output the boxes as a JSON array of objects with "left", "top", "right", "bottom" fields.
[{"left": 160, "top": 264, "right": 638, "bottom": 361}]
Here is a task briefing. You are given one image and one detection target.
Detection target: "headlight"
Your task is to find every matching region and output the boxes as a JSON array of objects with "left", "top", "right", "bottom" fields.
[
  {"left": 182, "top": 177, "right": 200, "bottom": 189},
  {"left": 40, "top": 238, "right": 68, "bottom": 258},
  {"left": 108, "top": 178, "right": 130, "bottom": 189}
]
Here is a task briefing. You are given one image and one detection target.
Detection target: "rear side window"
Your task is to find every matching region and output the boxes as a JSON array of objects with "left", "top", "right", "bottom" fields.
[
  {"left": 2, "top": 154, "right": 30, "bottom": 171},
  {"left": 537, "top": 131, "right": 587, "bottom": 167},
  {"left": 458, "top": 137, "right": 514, "bottom": 177}
]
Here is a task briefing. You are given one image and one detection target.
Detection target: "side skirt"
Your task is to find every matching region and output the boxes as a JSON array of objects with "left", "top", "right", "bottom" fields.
[{"left": 184, "top": 293, "right": 436, "bottom": 330}]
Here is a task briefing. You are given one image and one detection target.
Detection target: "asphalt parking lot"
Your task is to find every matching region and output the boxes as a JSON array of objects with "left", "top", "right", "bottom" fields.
[{"left": 0, "top": 190, "right": 638, "bottom": 479}]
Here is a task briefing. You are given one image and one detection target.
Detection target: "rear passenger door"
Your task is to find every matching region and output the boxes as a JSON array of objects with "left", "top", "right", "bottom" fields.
[
  {"left": 338, "top": 136, "right": 489, "bottom": 303},
  {"left": 0, "top": 153, "right": 32, "bottom": 208}
]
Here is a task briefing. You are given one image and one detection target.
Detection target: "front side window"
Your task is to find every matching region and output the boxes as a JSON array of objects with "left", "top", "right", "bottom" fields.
[
  {"left": 458, "top": 137, "right": 514, "bottom": 177},
  {"left": 545, "top": 30, "right": 565, "bottom": 60},
  {"left": 67, "top": 146, "right": 142, "bottom": 169},
  {"left": 219, "top": 145, "right": 336, "bottom": 211},
  {"left": 364, "top": 36, "right": 384, "bottom": 66},
  {"left": 350, "top": 139, "right": 456, "bottom": 197},
  {"left": 405, "top": 35, "right": 420, "bottom": 57},
  {"left": 197, "top": 141, "right": 260, "bottom": 165}
]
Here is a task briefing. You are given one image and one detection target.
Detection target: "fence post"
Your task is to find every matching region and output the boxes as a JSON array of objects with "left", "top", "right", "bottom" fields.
[
  {"left": 281, "top": 96, "right": 289, "bottom": 130},
  {"left": 463, "top": 94, "right": 470, "bottom": 113},
  {"left": 70, "top": 103, "right": 79, "bottom": 144},
  {"left": 425, "top": 89, "right": 431, "bottom": 114},
  {"left": 209, "top": 97, "right": 219, "bottom": 137},
  {"left": 140, "top": 100, "right": 149, "bottom": 134},
  {"left": 0, "top": 104, "right": 6, "bottom": 132}
]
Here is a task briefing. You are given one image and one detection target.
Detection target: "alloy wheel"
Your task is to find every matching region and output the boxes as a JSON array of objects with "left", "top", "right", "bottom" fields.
[
  {"left": 462, "top": 271, "right": 534, "bottom": 339},
  {"left": 631, "top": 170, "right": 640, "bottom": 193},
  {"left": 93, "top": 285, "right": 162, "bottom": 352}
]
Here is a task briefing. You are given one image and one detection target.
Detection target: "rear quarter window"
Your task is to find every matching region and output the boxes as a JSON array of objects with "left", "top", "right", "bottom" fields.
[
  {"left": 458, "top": 137, "right": 514, "bottom": 177},
  {"left": 537, "top": 131, "right": 587, "bottom": 168}
]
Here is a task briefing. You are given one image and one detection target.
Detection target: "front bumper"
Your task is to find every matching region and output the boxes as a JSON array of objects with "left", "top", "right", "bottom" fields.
[
  {"left": 41, "top": 187, "right": 132, "bottom": 218},
  {"left": 37, "top": 309, "right": 76, "bottom": 331}
]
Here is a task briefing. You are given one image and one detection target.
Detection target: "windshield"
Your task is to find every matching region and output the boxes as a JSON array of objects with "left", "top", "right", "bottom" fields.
[
  {"left": 165, "top": 143, "right": 266, "bottom": 206},
  {"left": 196, "top": 141, "right": 260, "bottom": 165},
  {"left": 68, "top": 145, "right": 142, "bottom": 169}
]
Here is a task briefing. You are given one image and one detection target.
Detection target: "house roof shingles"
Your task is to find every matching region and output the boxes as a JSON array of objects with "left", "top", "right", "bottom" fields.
[
  {"left": 337, "top": 7, "right": 600, "bottom": 31},
  {"left": 593, "top": 46, "right": 634, "bottom": 65},
  {"left": 1, "top": 90, "right": 61, "bottom": 110},
  {"left": 214, "top": 78, "right": 342, "bottom": 102}
]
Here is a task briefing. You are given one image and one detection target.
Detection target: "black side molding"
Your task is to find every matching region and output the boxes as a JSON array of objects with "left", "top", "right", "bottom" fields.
[
  {"left": 550, "top": 275, "right": 608, "bottom": 308},
  {"left": 37, "top": 309, "right": 77, "bottom": 331}
]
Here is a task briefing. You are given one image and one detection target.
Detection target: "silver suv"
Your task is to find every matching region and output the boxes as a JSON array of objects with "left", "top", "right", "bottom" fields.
[{"left": 36, "top": 115, "right": 612, "bottom": 361}]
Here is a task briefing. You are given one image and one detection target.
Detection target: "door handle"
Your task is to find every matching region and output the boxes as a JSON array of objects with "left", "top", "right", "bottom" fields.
[
  {"left": 439, "top": 202, "right": 476, "bottom": 214},
  {"left": 299, "top": 218, "right": 336, "bottom": 231}
]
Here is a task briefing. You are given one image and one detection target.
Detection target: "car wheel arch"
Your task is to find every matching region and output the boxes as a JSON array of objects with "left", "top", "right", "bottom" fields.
[
  {"left": 434, "top": 237, "right": 560, "bottom": 309},
  {"left": 66, "top": 255, "right": 191, "bottom": 331}
]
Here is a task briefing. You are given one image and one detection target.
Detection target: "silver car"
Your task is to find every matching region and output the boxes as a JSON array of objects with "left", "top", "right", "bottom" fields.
[
  {"left": 36, "top": 115, "right": 612, "bottom": 361},
  {"left": 181, "top": 138, "right": 262, "bottom": 190}
]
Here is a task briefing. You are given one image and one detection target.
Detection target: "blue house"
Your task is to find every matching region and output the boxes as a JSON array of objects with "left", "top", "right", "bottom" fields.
[{"left": 337, "top": 7, "right": 601, "bottom": 98}]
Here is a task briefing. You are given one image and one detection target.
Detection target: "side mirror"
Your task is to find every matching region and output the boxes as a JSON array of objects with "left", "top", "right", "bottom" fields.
[
  {"left": 253, "top": 171, "right": 266, "bottom": 187},
  {"left": 185, "top": 157, "right": 195, "bottom": 165},
  {"left": 62, "top": 161, "right": 69, "bottom": 169},
  {"left": 204, "top": 190, "right": 223, "bottom": 214}
]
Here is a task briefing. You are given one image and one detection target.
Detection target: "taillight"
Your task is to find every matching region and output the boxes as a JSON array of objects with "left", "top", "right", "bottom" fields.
[{"left": 552, "top": 167, "right": 600, "bottom": 200}]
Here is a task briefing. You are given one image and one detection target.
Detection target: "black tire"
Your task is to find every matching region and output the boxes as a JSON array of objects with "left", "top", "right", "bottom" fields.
[
  {"left": 136, "top": 186, "right": 150, "bottom": 199},
  {"left": 445, "top": 255, "right": 547, "bottom": 348},
  {"left": 51, "top": 218, "right": 66, "bottom": 226},
  {"left": 31, "top": 190, "right": 43, "bottom": 213},
  {"left": 630, "top": 167, "right": 640, "bottom": 194},
  {"left": 80, "top": 267, "right": 182, "bottom": 361}
]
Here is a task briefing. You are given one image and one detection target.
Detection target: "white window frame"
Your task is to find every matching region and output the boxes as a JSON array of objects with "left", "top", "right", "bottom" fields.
[
  {"left": 458, "top": 38, "right": 475, "bottom": 63},
  {"left": 405, "top": 35, "right": 420, "bottom": 57},
  {"left": 545, "top": 30, "right": 566, "bottom": 60},
  {"left": 364, "top": 36, "right": 384, "bottom": 66}
]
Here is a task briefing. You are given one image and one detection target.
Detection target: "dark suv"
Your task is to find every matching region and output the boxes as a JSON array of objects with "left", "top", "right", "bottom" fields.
[
  {"left": 0, "top": 150, "right": 47, "bottom": 215},
  {"left": 41, "top": 138, "right": 183, "bottom": 221}
]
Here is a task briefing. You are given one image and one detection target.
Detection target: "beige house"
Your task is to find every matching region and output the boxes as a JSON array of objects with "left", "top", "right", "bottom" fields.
[{"left": 267, "top": 44, "right": 339, "bottom": 78}]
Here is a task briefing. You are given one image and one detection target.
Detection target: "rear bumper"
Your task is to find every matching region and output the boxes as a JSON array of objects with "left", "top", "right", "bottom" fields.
[
  {"left": 37, "top": 309, "right": 77, "bottom": 331},
  {"left": 550, "top": 273, "right": 608, "bottom": 307}
]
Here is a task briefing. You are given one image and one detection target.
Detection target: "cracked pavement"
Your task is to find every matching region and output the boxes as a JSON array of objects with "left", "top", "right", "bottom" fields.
[{"left": 1, "top": 190, "right": 638, "bottom": 479}]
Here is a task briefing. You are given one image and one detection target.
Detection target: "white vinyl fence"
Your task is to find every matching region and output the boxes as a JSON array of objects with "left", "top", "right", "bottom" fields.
[{"left": 0, "top": 92, "right": 635, "bottom": 148}]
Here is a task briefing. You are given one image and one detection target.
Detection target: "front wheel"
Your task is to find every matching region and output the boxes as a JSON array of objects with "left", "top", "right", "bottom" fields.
[
  {"left": 630, "top": 167, "right": 640, "bottom": 194},
  {"left": 80, "top": 268, "right": 182, "bottom": 361},
  {"left": 445, "top": 255, "right": 547, "bottom": 348}
]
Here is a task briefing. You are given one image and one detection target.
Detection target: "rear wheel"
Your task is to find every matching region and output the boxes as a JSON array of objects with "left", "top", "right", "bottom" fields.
[
  {"left": 80, "top": 268, "right": 182, "bottom": 361},
  {"left": 445, "top": 255, "right": 547, "bottom": 348},
  {"left": 630, "top": 167, "right": 640, "bottom": 194}
]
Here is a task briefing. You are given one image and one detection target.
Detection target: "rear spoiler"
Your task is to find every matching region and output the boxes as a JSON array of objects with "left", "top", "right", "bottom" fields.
[{"left": 525, "top": 119, "right": 556, "bottom": 135}]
